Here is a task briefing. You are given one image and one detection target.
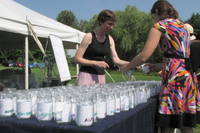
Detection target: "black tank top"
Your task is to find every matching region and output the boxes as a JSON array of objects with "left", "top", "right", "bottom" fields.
[{"left": 80, "top": 32, "right": 111, "bottom": 75}]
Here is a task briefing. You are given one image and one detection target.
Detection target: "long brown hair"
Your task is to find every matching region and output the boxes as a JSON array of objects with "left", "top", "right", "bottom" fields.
[{"left": 151, "top": 0, "right": 179, "bottom": 21}]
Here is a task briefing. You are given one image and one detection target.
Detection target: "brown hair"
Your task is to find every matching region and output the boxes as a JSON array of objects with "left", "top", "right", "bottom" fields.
[
  {"left": 151, "top": 0, "right": 179, "bottom": 20},
  {"left": 97, "top": 9, "right": 116, "bottom": 25}
]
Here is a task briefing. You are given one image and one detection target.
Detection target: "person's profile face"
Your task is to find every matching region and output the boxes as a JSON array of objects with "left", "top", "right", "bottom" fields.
[{"left": 101, "top": 20, "right": 115, "bottom": 32}]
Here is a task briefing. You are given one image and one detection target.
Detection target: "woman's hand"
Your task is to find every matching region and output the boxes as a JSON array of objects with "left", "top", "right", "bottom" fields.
[
  {"left": 94, "top": 61, "right": 109, "bottom": 69},
  {"left": 119, "top": 64, "right": 129, "bottom": 73},
  {"left": 139, "top": 63, "right": 162, "bottom": 73},
  {"left": 140, "top": 63, "right": 155, "bottom": 73}
]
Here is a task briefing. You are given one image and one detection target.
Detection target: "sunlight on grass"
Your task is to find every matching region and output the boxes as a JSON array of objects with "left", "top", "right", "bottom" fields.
[{"left": 105, "top": 70, "right": 161, "bottom": 83}]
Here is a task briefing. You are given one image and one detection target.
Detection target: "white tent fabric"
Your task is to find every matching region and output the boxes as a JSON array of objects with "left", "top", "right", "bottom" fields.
[
  {"left": 0, "top": 0, "right": 85, "bottom": 44},
  {"left": 0, "top": 0, "right": 85, "bottom": 89},
  {"left": 50, "top": 35, "right": 71, "bottom": 82}
]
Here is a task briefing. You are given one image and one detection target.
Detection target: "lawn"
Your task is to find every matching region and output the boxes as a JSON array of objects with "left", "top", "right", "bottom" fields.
[
  {"left": 43, "top": 65, "right": 161, "bottom": 84},
  {"left": 0, "top": 65, "right": 161, "bottom": 83},
  {"left": 105, "top": 69, "right": 161, "bottom": 83},
  {"left": 29, "top": 65, "right": 161, "bottom": 85}
]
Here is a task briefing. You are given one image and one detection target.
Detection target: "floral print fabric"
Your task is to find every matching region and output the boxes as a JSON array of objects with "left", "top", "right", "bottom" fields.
[{"left": 154, "top": 19, "right": 200, "bottom": 116}]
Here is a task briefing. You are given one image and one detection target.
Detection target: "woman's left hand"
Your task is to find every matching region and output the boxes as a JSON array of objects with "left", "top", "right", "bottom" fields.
[{"left": 119, "top": 64, "right": 129, "bottom": 72}]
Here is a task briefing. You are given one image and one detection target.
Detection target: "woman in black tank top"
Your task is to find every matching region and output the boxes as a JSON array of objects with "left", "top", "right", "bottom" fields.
[{"left": 75, "top": 9, "right": 129, "bottom": 86}]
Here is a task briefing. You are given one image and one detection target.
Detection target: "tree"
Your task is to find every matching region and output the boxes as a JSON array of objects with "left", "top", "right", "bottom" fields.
[
  {"left": 112, "top": 6, "right": 154, "bottom": 60},
  {"left": 187, "top": 13, "right": 200, "bottom": 39},
  {"left": 78, "top": 20, "right": 89, "bottom": 31},
  {"left": 80, "top": 15, "right": 98, "bottom": 32},
  {"left": 56, "top": 10, "right": 78, "bottom": 28}
]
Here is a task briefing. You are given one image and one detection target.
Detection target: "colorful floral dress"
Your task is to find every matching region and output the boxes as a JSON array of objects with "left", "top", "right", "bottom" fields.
[{"left": 154, "top": 18, "right": 200, "bottom": 128}]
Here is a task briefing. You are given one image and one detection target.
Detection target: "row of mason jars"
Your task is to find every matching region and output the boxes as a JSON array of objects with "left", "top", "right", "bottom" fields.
[{"left": 0, "top": 81, "right": 161, "bottom": 126}]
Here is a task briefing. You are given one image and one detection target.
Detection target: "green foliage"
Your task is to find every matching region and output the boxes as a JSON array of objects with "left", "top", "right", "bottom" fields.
[
  {"left": 30, "top": 49, "right": 44, "bottom": 62},
  {"left": 194, "top": 124, "right": 200, "bottom": 133},
  {"left": 82, "top": 15, "right": 98, "bottom": 32},
  {"left": 56, "top": 10, "right": 78, "bottom": 28},
  {"left": 187, "top": 13, "right": 200, "bottom": 40},
  {"left": 113, "top": 6, "right": 148, "bottom": 52},
  {"left": 148, "top": 48, "right": 163, "bottom": 63},
  {"left": 104, "top": 6, "right": 155, "bottom": 63},
  {"left": 78, "top": 20, "right": 89, "bottom": 31},
  {"left": 0, "top": 49, "right": 24, "bottom": 64},
  {"left": 112, "top": 6, "right": 154, "bottom": 61}
]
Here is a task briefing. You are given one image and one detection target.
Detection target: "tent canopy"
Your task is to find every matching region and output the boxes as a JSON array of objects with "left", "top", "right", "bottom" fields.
[
  {"left": 0, "top": 0, "right": 85, "bottom": 89},
  {"left": 0, "top": 0, "right": 85, "bottom": 49}
]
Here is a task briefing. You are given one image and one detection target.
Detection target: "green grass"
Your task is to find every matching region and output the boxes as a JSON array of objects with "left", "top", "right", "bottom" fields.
[
  {"left": 194, "top": 124, "right": 200, "bottom": 133},
  {"left": 0, "top": 65, "right": 8, "bottom": 70},
  {"left": 1, "top": 65, "right": 161, "bottom": 84},
  {"left": 66, "top": 67, "right": 161, "bottom": 84},
  {"left": 105, "top": 70, "right": 161, "bottom": 83},
  {"left": 30, "top": 66, "right": 161, "bottom": 85}
]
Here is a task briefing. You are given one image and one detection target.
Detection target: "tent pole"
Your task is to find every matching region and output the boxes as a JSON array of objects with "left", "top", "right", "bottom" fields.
[
  {"left": 25, "top": 36, "right": 29, "bottom": 90},
  {"left": 76, "top": 44, "right": 79, "bottom": 76}
]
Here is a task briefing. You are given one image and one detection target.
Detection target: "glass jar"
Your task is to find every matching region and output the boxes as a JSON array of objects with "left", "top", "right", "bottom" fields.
[
  {"left": 0, "top": 92, "right": 13, "bottom": 117},
  {"left": 36, "top": 93, "right": 53, "bottom": 121},
  {"left": 75, "top": 97, "right": 93, "bottom": 126},
  {"left": 60, "top": 95, "right": 71, "bottom": 123},
  {"left": 115, "top": 91, "right": 121, "bottom": 113},
  {"left": 16, "top": 91, "right": 32, "bottom": 119},
  {"left": 53, "top": 92, "right": 71, "bottom": 123},
  {"left": 120, "top": 90, "right": 129, "bottom": 111},
  {"left": 96, "top": 93, "right": 106, "bottom": 119},
  {"left": 106, "top": 92, "right": 115, "bottom": 116}
]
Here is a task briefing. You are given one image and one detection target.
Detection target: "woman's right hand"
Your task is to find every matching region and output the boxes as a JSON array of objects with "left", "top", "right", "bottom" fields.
[{"left": 94, "top": 61, "right": 109, "bottom": 69}]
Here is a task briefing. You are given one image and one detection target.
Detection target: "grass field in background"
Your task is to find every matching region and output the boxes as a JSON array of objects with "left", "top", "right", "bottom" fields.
[
  {"left": 26, "top": 65, "right": 161, "bottom": 84},
  {"left": 0, "top": 65, "right": 161, "bottom": 84},
  {"left": 62, "top": 66, "right": 161, "bottom": 83},
  {"left": 0, "top": 65, "right": 200, "bottom": 132}
]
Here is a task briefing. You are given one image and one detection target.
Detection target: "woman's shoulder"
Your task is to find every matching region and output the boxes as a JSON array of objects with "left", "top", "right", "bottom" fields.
[
  {"left": 80, "top": 32, "right": 93, "bottom": 45},
  {"left": 155, "top": 18, "right": 177, "bottom": 24},
  {"left": 154, "top": 18, "right": 182, "bottom": 29},
  {"left": 83, "top": 32, "right": 93, "bottom": 41},
  {"left": 84, "top": 32, "right": 93, "bottom": 38}
]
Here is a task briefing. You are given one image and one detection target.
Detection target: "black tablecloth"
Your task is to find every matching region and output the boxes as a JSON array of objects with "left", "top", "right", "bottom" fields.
[{"left": 0, "top": 97, "right": 158, "bottom": 133}]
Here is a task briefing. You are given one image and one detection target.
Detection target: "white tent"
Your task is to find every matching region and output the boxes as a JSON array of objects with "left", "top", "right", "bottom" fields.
[
  {"left": 0, "top": 0, "right": 85, "bottom": 89},
  {"left": 0, "top": 0, "right": 85, "bottom": 44}
]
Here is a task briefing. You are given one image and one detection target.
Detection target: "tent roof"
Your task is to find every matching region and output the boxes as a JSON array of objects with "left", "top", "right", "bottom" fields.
[{"left": 0, "top": 0, "right": 85, "bottom": 49}]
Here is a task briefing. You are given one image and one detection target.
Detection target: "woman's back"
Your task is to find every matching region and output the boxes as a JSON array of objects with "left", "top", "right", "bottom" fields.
[{"left": 154, "top": 18, "right": 190, "bottom": 58}]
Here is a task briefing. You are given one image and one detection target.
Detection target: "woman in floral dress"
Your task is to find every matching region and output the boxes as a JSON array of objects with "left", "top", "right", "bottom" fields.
[{"left": 122, "top": 1, "right": 200, "bottom": 133}]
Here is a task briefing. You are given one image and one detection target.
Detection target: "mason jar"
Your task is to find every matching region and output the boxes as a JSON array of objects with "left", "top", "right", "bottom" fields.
[
  {"left": 96, "top": 93, "right": 106, "bottom": 119},
  {"left": 115, "top": 91, "right": 121, "bottom": 113},
  {"left": 75, "top": 97, "right": 93, "bottom": 126},
  {"left": 106, "top": 92, "right": 115, "bottom": 116},
  {"left": 36, "top": 93, "right": 53, "bottom": 121},
  {"left": 16, "top": 91, "right": 32, "bottom": 119},
  {"left": 0, "top": 92, "right": 13, "bottom": 117},
  {"left": 120, "top": 90, "right": 130, "bottom": 111},
  {"left": 53, "top": 92, "right": 71, "bottom": 123},
  {"left": 60, "top": 95, "right": 72, "bottom": 123}
]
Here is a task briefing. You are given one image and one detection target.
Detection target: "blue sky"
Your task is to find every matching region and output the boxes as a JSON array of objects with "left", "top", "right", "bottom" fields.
[{"left": 15, "top": 0, "right": 200, "bottom": 21}]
